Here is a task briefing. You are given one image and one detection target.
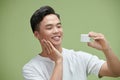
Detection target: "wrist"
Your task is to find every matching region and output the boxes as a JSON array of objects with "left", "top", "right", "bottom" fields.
[
  {"left": 55, "top": 58, "right": 63, "bottom": 64},
  {"left": 102, "top": 47, "right": 112, "bottom": 54}
]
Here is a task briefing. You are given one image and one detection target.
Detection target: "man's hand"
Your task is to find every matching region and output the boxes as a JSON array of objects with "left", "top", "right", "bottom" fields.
[
  {"left": 87, "top": 32, "right": 110, "bottom": 51},
  {"left": 41, "top": 39, "right": 63, "bottom": 63}
]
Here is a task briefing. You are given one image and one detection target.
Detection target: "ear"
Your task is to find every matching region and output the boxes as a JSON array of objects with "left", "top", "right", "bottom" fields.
[{"left": 34, "top": 31, "right": 40, "bottom": 39}]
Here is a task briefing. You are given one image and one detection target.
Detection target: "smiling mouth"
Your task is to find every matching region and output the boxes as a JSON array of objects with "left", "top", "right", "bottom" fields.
[{"left": 52, "top": 36, "right": 61, "bottom": 41}]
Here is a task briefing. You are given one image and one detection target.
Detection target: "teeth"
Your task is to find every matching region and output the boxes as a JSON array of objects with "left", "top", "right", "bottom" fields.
[{"left": 52, "top": 36, "right": 60, "bottom": 41}]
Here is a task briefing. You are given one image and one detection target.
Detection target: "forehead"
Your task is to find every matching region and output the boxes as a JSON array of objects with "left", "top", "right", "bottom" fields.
[{"left": 40, "top": 14, "right": 60, "bottom": 25}]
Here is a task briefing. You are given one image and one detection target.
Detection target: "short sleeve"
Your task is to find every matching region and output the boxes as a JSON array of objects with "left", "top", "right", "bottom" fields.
[
  {"left": 86, "top": 54, "right": 105, "bottom": 77},
  {"left": 72, "top": 50, "right": 105, "bottom": 77}
]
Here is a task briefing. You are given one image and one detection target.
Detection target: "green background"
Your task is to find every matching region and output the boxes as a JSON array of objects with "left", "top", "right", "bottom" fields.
[{"left": 0, "top": 0, "right": 120, "bottom": 80}]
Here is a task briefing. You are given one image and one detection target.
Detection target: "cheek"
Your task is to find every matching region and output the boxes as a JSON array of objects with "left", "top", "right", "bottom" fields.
[
  {"left": 60, "top": 29, "right": 63, "bottom": 35},
  {"left": 39, "top": 31, "right": 51, "bottom": 39}
]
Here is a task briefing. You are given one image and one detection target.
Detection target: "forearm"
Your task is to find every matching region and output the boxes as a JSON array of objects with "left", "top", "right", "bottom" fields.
[
  {"left": 50, "top": 59, "right": 63, "bottom": 80},
  {"left": 103, "top": 47, "right": 120, "bottom": 76}
]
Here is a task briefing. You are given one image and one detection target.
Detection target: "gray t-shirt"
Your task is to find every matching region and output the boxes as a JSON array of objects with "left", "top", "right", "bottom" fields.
[{"left": 23, "top": 48, "right": 105, "bottom": 80}]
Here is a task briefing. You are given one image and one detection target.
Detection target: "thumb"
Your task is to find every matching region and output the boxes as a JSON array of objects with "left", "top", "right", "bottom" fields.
[
  {"left": 87, "top": 42, "right": 94, "bottom": 48},
  {"left": 87, "top": 42, "right": 102, "bottom": 50}
]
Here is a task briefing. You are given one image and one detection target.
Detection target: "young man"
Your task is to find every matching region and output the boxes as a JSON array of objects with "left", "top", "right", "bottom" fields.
[{"left": 23, "top": 6, "right": 120, "bottom": 80}]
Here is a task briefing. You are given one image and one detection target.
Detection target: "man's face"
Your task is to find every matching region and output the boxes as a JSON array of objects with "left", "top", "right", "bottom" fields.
[{"left": 36, "top": 14, "right": 63, "bottom": 46}]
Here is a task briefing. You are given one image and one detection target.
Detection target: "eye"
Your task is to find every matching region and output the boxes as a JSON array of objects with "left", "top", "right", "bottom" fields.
[
  {"left": 46, "top": 26, "right": 52, "bottom": 30},
  {"left": 57, "top": 25, "right": 62, "bottom": 28},
  {"left": 47, "top": 27, "right": 52, "bottom": 30}
]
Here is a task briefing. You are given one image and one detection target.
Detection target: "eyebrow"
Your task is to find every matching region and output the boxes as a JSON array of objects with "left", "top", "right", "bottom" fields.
[
  {"left": 45, "top": 22, "right": 61, "bottom": 27},
  {"left": 57, "top": 22, "right": 61, "bottom": 25}
]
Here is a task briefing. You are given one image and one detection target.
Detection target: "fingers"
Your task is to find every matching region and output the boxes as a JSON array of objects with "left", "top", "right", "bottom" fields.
[
  {"left": 87, "top": 41, "right": 102, "bottom": 50},
  {"left": 41, "top": 39, "right": 52, "bottom": 54},
  {"left": 88, "top": 31, "right": 109, "bottom": 50},
  {"left": 88, "top": 31, "right": 106, "bottom": 45},
  {"left": 88, "top": 31, "right": 105, "bottom": 40},
  {"left": 41, "top": 39, "right": 62, "bottom": 62}
]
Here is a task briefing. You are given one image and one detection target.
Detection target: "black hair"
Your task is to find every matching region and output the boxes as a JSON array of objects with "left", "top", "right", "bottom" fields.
[{"left": 30, "top": 6, "right": 60, "bottom": 33}]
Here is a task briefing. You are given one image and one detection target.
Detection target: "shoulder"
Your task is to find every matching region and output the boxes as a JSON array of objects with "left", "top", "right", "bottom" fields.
[
  {"left": 22, "top": 55, "right": 50, "bottom": 80},
  {"left": 23, "top": 55, "right": 49, "bottom": 71},
  {"left": 23, "top": 54, "right": 54, "bottom": 70},
  {"left": 23, "top": 55, "right": 41, "bottom": 71}
]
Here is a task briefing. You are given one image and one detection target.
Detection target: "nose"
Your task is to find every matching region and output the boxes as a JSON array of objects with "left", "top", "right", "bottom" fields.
[{"left": 53, "top": 27, "right": 59, "bottom": 33}]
